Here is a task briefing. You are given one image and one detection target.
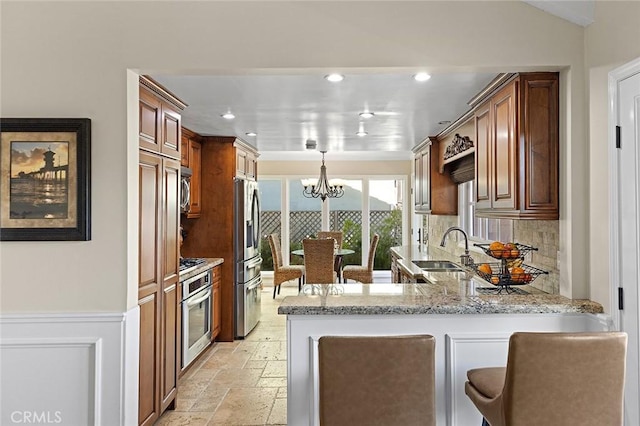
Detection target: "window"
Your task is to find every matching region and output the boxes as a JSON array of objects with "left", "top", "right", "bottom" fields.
[
  {"left": 259, "top": 176, "right": 407, "bottom": 271},
  {"left": 459, "top": 181, "right": 513, "bottom": 242}
]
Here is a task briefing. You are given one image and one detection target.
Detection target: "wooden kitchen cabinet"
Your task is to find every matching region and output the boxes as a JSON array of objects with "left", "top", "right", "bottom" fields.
[
  {"left": 138, "top": 152, "right": 181, "bottom": 425},
  {"left": 390, "top": 251, "right": 402, "bottom": 283},
  {"left": 474, "top": 72, "right": 559, "bottom": 219},
  {"left": 138, "top": 78, "right": 185, "bottom": 426},
  {"left": 181, "top": 127, "right": 202, "bottom": 218},
  {"left": 139, "top": 76, "right": 185, "bottom": 160},
  {"left": 211, "top": 265, "right": 222, "bottom": 340},
  {"left": 236, "top": 146, "right": 258, "bottom": 180},
  {"left": 413, "top": 138, "right": 457, "bottom": 215}
]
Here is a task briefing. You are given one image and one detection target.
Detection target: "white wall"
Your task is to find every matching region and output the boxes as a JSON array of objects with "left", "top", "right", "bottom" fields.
[
  {"left": 586, "top": 1, "right": 640, "bottom": 312},
  {"left": 0, "top": 1, "right": 591, "bottom": 314}
]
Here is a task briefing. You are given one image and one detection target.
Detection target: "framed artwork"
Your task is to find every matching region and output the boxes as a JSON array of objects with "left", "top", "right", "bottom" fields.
[{"left": 1, "top": 118, "right": 91, "bottom": 241}]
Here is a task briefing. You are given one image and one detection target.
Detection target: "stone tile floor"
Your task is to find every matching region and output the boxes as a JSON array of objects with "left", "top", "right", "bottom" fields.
[{"left": 156, "top": 277, "right": 297, "bottom": 426}]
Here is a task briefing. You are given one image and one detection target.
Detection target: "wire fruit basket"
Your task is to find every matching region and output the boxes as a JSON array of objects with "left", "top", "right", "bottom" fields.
[
  {"left": 473, "top": 242, "right": 537, "bottom": 260},
  {"left": 472, "top": 262, "right": 548, "bottom": 289},
  {"left": 472, "top": 243, "right": 549, "bottom": 294}
]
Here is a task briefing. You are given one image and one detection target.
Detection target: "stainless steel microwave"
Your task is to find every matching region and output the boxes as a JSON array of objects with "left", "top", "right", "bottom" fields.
[{"left": 180, "top": 167, "right": 192, "bottom": 214}]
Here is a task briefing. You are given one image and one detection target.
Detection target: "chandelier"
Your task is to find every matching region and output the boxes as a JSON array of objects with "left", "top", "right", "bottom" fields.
[{"left": 302, "top": 151, "right": 344, "bottom": 202}]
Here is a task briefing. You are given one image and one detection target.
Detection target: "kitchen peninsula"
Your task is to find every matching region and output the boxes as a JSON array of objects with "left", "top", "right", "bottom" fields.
[{"left": 278, "top": 246, "right": 607, "bottom": 426}]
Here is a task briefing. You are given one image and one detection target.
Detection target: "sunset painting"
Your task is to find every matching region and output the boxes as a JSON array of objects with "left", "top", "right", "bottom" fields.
[{"left": 10, "top": 141, "right": 69, "bottom": 219}]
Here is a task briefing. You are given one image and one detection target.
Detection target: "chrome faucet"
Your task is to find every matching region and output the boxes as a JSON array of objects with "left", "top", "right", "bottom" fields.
[{"left": 440, "top": 227, "right": 474, "bottom": 267}]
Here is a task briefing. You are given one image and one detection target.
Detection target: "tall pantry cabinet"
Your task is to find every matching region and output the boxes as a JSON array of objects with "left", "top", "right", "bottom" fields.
[{"left": 138, "top": 76, "right": 187, "bottom": 426}]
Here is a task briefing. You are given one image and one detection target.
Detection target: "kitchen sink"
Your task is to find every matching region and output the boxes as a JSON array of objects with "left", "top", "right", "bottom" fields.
[{"left": 412, "top": 260, "right": 464, "bottom": 272}]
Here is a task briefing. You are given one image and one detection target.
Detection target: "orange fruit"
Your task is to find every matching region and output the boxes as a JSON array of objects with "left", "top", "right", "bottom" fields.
[
  {"left": 502, "top": 243, "right": 514, "bottom": 258},
  {"left": 478, "top": 263, "right": 492, "bottom": 275},
  {"left": 489, "top": 241, "right": 504, "bottom": 258},
  {"left": 510, "top": 267, "right": 525, "bottom": 283},
  {"left": 491, "top": 276, "right": 500, "bottom": 285}
]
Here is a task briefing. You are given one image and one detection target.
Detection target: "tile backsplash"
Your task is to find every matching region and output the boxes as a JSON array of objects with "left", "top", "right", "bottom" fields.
[{"left": 426, "top": 215, "right": 559, "bottom": 294}]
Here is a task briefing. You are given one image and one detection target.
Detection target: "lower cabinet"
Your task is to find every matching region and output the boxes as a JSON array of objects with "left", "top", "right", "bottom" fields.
[
  {"left": 391, "top": 252, "right": 402, "bottom": 283},
  {"left": 212, "top": 265, "right": 222, "bottom": 340}
]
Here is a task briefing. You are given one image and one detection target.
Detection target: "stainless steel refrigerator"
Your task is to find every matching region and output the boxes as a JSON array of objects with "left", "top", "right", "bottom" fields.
[{"left": 234, "top": 178, "right": 262, "bottom": 338}]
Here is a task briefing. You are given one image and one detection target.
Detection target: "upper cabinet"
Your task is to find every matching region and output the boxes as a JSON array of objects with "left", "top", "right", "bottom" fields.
[
  {"left": 474, "top": 72, "right": 559, "bottom": 219},
  {"left": 413, "top": 137, "right": 457, "bottom": 215},
  {"left": 139, "top": 76, "right": 187, "bottom": 160},
  {"left": 236, "top": 144, "right": 258, "bottom": 180},
  {"left": 181, "top": 128, "right": 202, "bottom": 219}
]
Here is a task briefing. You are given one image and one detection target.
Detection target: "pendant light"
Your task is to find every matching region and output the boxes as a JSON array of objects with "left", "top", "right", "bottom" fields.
[{"left": 302, "top": 151, "right": 344, "bottom": 202}]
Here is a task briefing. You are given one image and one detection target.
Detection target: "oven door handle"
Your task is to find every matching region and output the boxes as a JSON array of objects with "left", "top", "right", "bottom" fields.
[{"left": 186, "top": 288, "right": 212, "bottom": 307}]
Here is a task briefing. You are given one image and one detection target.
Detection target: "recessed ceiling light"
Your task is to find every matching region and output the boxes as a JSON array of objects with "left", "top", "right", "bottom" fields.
[
  {"left": 356, "top": 131, "right": 368, "bottom": 137},
  {"left": 325, "top": 74, "right": 344, "bottom": 83},
  {"left": 359, "top": 112, "right": 375, "bottom": 119},
  {"left": 221, "top": 112, "right": 235, "bottom": 120},
  {"left": 245, "top": 132, "right": 257, "bottom": 137},
  {"left": 413, "top": 72, "right": 431, "bottom": 82}
]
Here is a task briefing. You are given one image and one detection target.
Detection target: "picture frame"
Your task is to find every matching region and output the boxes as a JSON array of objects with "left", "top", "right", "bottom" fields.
[{"left": 1, "top": 118, "right": 91, "bottom": 241}]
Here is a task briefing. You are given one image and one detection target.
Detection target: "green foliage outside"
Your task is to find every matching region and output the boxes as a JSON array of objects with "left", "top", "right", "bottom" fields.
[{"left": 341, "top": 207, "right": 402, "bottom": 270}]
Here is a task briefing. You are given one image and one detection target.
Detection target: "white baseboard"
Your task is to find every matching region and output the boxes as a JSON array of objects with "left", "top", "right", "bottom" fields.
[{"left": 0, "top": 307, "right": 139, "bottom": 426}]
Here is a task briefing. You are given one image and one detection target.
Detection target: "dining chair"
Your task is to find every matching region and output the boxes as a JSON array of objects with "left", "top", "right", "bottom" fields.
[
  {"left": 465, "top": 331, "right": 627, "bottom": 426},
  {"left": 317, "top": 231, "right": 343, "bottom": 249},
  {"left": 343, "top": 233, "right": 380, "bottom": 284},
  {"left": 319, "top": 335, "right": 436, "bottom": 426},
  {"left": 267, "top": 233, "right": 305, "bottom": 298},
  {"left": 302, "top": 238, "right": 336, "bottom": 284}
]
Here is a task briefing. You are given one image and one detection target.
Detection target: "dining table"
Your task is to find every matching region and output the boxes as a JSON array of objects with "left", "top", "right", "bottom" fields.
[{"left": 291, "top": 248, "right": 355, "bottom": 283}]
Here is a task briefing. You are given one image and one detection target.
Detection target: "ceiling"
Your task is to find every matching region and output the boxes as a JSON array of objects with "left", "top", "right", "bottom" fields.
[
  {"left": 152, "top": 71, "right": 498, "bottom": 158},
  {"left": 151, "top": 1, "right": 593, "bottom": 160}
]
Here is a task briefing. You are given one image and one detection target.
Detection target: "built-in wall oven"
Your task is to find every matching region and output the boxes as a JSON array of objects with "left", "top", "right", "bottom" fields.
[{"left": 181, "top": 267, "right": 212, "bottom": 368}]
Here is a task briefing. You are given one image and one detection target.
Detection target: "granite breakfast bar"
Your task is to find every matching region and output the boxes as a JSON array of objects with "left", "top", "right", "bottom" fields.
[{"left": 278, "top": 247, "right": 608, "bottom": 425}]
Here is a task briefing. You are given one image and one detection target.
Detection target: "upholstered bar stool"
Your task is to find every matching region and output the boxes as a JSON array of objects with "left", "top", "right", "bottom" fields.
[
  {"left": 318, "top": 335, "right": 436, "bottom": 426},
  {"left": 465, "top": 332, "right": 627, "bottom": 426}
]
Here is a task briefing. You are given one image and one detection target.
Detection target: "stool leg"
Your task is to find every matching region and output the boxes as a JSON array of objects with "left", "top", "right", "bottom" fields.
[
  {"left": 273, "top": 284, "right": 278, "bottom": 299},
  {"left": 298, "top": 277, "right": 302, "bottom": 291},
  {"left": 482, "top": 418, "right": 490, "bottom": 426}
]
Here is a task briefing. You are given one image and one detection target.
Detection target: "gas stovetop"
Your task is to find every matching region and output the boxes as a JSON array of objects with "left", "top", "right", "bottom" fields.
[{"left": 179, "top": 257, "right": 206, "bottom": 272}]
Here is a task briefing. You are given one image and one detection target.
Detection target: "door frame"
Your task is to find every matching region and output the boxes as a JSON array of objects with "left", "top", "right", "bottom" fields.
[
  {"left": 608, "top": 56, "right": 640, "bottom": 425},
  {"left": 608, "top": 56, "right": 640, "bottom": 328}
]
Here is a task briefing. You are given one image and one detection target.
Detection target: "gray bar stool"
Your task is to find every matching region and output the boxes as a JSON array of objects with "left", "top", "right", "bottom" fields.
[
  {"left": 318, "top": 335, "right": 436, "bottom": 426},
  {"left": 465, "top": 332, "right": 627, "bottom": 426}
]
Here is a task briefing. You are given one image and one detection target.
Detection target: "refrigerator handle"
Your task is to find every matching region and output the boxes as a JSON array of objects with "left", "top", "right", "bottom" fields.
[{"left": 251, "top": 187, "right": 261, "bottom": 250}]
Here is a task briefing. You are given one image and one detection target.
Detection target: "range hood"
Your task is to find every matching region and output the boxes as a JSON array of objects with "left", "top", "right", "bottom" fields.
[
  {"left": 445, "top": 154, "right": 475, "bottom": 184},
  {"left": 441, "top": 133, "right": 475, "bottom": 184}
]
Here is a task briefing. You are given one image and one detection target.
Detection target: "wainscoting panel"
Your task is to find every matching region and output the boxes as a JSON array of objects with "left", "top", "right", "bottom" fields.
[
  {"left": 0, "top": 308, "right": 139, "bottom": 426},
  {"left": 445, "top": 333, "right": 511, "bottom": 426}
]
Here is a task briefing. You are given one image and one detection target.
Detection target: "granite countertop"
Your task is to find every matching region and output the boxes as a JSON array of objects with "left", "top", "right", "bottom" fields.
[
  {"left": 180, "top": 257, "right": 224, "bottom": 281},
  {"left": 277, "top": 246, "right": 603, "bottom": 316}
]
